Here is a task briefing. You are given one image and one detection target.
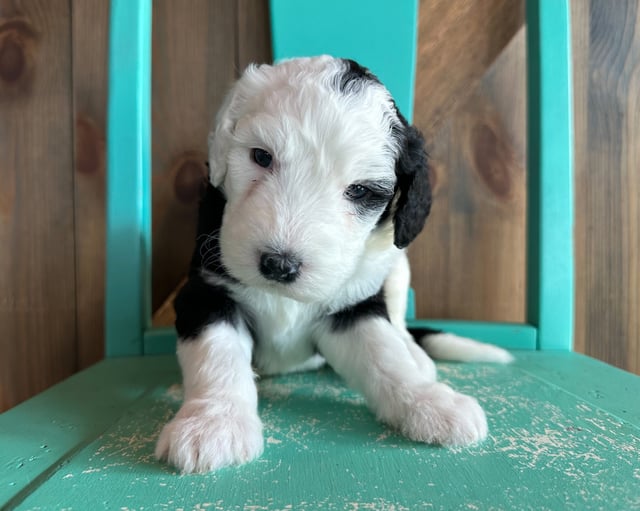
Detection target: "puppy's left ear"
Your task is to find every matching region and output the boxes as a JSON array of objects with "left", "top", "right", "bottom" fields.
[
  {"left": 207, "top": 85, "right": 241, "bottom": 188},
  {"left": 393, "top": 123, "right": 432, "bottom": 249}
]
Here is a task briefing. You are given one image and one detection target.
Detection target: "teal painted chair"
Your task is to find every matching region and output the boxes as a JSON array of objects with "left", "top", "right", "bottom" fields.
[
  {"left": 108, "top": 0, "right": 573, "bottom": 356},
  {"left": 2, "top": 1, "right": 639, "bottom": 509}
]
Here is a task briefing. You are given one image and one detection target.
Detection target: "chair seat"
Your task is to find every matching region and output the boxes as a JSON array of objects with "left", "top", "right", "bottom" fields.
[{"left": 2, "top": 353, "right": 639, "bottom": 509}]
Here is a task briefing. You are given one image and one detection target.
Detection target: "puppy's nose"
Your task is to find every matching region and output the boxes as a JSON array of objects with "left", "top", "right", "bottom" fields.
[{"left": 259, "top": 251, "right": 302, "bottom": 283}]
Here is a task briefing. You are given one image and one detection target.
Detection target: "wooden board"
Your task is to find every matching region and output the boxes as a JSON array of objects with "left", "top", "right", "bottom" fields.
[
  {"left": 150, "top": 0, "right": 272, "bottom": 318},
  {"left": 572, "top": 0, "right": 640, "bottom": 374},
  {"left": 150, "top": 0, "right": 238, "bottom": 312},
  {"left": 410, "top": 29, "right": 527, "bottom": 323},
  {"left": 1, "top": 353, "right": 639, "bottom": 509},
  {"left": 71, "top": 0, "right": 110, "bottom": 368},
  {"left": 238, "top": 0, "right": 272, "bottom": 70},
  {"left": 415, "top": 0, "right": 524, "bottom": 137},
  {"left": 0, "top": 0, "right": 77, "bottom": 410}
]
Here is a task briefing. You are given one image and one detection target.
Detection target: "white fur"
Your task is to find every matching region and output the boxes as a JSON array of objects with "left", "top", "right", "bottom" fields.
[
  {"left": 158, "top": 56, "right": 512, "bottom": 473},
  {"left": 421, "top": 333, "right": 516, "bottom": 364},
  {"left": 315, "top": 317, "right": 487, "bottom": 445},
  {"left": 155, "top": 322, "right": 263, "bottom": 473}
]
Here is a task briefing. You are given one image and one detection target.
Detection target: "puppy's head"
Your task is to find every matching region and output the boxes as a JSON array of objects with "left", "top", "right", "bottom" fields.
[{"left": 209, "top": 56, "right": 431, "bottom": 302}]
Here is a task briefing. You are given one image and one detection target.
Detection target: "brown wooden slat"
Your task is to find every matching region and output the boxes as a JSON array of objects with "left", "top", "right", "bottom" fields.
[
  {"left": 571, "top": 0, "right": 589, "bottom": 358},
  {"left": 410, "top": 29, "right": 526, "bottom": 323},
  {"left": 237, "top": 0, "right": 272, "bottom": 71},
  {"left": 151, "top": 0, "right": 237, "bottom": 312},
  {"left": 71, "top": 0, "right": 109, "bottom": 369},
  {"left": 151, "top": 0, "right": 271, "bottom": 330},
  {"left": 574, "top": 0, "right": 640, "bottom": 374},
  {"left": 0, "top": 0, "right": 76, "bottom": 411},
  {"left": 416, "top": 0, "right": 524, "bottom": 135}
]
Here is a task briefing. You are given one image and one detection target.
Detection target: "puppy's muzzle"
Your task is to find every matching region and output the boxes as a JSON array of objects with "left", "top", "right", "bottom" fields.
[{"left": 259, "top": 251, "right": 302, "bottom": 283}]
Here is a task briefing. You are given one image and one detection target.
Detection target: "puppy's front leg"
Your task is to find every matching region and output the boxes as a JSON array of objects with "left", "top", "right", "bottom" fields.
[
  {"left": 316, "top": 314, "right": 487, "bottom": 446},
  {"left": 155, "top": 282, "right": 263, "bottom": 473},
  {"left": 155, "top": 322, "right": 263, "bottom": 473}
]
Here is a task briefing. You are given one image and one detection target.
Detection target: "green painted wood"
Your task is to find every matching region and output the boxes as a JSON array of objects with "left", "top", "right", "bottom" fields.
[
  {"left": 525, "top": 0, "right": 574, "bottom": 351},
  {"left": 269, "top": 0, "right": 418, "bottom": 122},
  {"left": 4, "top": 353, "right": 639, "bottom": 510},
  {"left": 0, "top": 357, "right": 177, "bottom": 509},
  {"left": 514, "top": 351, "right": 640, "bottom": 424},
  {"left": 105, "top": 0, "right": 153, "bottom": 357},
  {"left": 143, "top": 327, "right": 177, "bottom": 355},
  {"left": 408, "top": 319, "right": 537, "bottom": 350},
  {"left": 406, "top": 288, "right": 417, "bottom": 320},
  {"left": 144, "top": 321, "right": 536, "bottom": 356}
]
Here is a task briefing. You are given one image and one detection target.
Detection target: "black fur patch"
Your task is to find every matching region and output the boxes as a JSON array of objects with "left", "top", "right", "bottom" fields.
[
  {"left": 188, "top": 183, "right": 235, "bottom": 281},
  {"left": 407, "top": 326, "right": 443, "bottom": 340},
  {"left": 330, "top": 288, "right": 389, "bottom": 332},
  {"left": 174, "top": 277, "right": 239, "bottom": 340},
  {"left": 175, "top": 183, "right": 241, "bottom": 341},
  {"left": 336, "top": 58, "right": 381, "bottom": 94},
  {"left": 392, "top": 113, "right": 432, "bottom": 249}
]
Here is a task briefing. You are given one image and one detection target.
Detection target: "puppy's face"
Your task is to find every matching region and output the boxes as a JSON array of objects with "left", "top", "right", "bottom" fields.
[{"left": 208, "top": 56, "right": 431, "bottom": 302}]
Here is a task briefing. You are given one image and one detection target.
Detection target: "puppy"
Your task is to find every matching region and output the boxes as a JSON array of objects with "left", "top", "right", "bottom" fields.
[{"left": 155, "top": 56, "right": 513, "bottom": 473}]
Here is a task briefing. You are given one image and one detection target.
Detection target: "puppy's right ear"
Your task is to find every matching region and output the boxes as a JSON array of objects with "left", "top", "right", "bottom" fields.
[
  {"left": 393, "top": 123, "right": 432, "bottom": 249},
  {"left": 207, "top": 80, "right": 244, "bottom": 188}
]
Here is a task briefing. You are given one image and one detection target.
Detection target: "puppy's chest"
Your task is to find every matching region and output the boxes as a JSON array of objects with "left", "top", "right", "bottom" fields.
[{"left": 238, "top": 292, "right": 323, "bottom": 371}]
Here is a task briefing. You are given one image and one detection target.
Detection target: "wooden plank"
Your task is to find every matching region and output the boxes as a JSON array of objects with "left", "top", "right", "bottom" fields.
[
  {"left": 0, "top": 0, "right": 76, "bottom": 411},
  {"left": 150, "top": 0, "right": 270, "bottom": 332},
  {"left": 410, "top": 30, "right": 527, "bottom": 324},
  {"left": 415, "top": 0, "right": 524, "bottom": 135},
  {"left": 571, "top": 0, "right": 589, "bottom": 358},
  {"left": 515, "top": 351, "right": 640, "bottom": 424},
  {"left": 573, "top": 0, "right": 640, "bottom": 374},
  {"left": 144, "top": 327, "right": 177, "bottom": 355},
  {"left": 151, "top": 0, "right": 237, "bottom": 312},
  {"left": 0, "top": 357, "right": 178, "bottom": 509},
  {"left": 237, "top": 0, "right": 272, "bottom": 71},
  {"left": 71, "top": 0, "right": 110, "bottom": 368},
  {"left": 5, "top": 353, "right": 640, "bottom": 510}
]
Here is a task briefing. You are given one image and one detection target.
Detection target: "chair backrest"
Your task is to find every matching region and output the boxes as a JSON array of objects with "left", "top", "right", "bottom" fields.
[{"left": 105, "top": 0, "right": 573, "bottom": 357}]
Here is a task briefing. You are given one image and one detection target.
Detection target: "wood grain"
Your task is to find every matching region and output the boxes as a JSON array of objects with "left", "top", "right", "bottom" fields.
[
  {"left": 573, "top": 0, "right": 640, "bottom": 374},
  {"left": 415, "top": 0, "right": 524, "bottom": 135},
  {"left": 0, "top": 0, "right": 76, "bottom": 410},
  {"left": 410, "top": 29, "right": 527, "bottom": 323},
  {"left": 151, "top": 0, "right": 237, "bottom": 312},
  {"left": 571, "top": 0, "right": 589, "bottom": 358},
  {"left": 150, "top": 0, "right": 272, "bottom": 320},
  {"left": 237, "top": 0, "right": 272, "bottom": 70},
  {"left": 71, "top": 0, "right": 109, "bottom": 369}
]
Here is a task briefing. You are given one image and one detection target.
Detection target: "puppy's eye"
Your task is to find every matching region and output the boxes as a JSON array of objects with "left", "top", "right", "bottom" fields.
[
  {"left": 251, "top": 148, "right": 273, "bottom": 168},
  {"left": 345, "top": 184, "right": 372, "bottom": 201}
]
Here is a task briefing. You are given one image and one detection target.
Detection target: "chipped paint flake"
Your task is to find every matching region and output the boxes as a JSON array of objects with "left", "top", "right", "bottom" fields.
[{"left": 13, "top": 363, "right": 640, "bottom": 511}]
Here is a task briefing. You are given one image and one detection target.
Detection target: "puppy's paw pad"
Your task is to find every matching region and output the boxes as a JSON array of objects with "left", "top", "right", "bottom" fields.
[
  {"left": 155, "top": 402, "right": 264, "bottom": 473},
  {"left": 401, "top": 383, "right": 488, "bottom": 446}
]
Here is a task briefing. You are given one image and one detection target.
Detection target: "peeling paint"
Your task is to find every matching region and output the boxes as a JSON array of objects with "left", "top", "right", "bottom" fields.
[{"left": 11, "top": 363, "right": 640, "bottom": 511}]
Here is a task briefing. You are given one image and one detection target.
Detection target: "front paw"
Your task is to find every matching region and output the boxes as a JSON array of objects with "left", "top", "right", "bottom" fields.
[
  {"left": 400, "top": 383, "right": 488, "bottom": 446},
  {"left": 155, "top": 400, "right": 264, "bottom": 473}
]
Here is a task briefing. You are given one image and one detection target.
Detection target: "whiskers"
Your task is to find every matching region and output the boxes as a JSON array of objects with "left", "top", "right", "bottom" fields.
[{"left": 197, "top": 231, "right": 227, "bottom": 274}]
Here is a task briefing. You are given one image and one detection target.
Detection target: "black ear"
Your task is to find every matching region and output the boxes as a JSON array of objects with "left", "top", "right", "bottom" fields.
[{"left": 393, "top": 122, "right": 432, "bottom": 248}]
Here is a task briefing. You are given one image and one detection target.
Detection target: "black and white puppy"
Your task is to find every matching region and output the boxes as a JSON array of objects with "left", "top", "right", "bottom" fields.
[{"left": 155, "top": 56, "right": 512, "bottom": 473}]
